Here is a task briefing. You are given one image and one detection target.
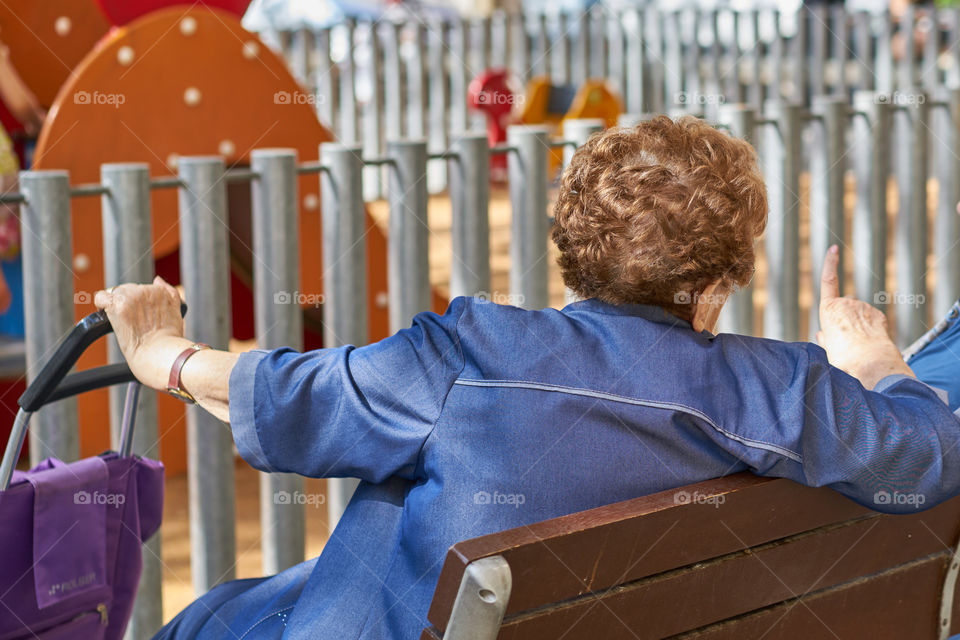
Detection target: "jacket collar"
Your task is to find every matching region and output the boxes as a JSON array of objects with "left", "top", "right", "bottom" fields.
[{"left": 564, "top": 297, "right": 711, "bottom": 335}]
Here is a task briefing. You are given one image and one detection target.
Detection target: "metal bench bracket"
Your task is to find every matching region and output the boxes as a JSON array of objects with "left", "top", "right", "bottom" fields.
[{"left": 442, "top": 555, "right": 512, "bottom": 640}]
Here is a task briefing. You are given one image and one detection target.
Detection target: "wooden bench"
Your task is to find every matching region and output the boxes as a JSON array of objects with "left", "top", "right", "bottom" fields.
[{"left": 421, "top": 472, "right": 960, "bottom": 640}]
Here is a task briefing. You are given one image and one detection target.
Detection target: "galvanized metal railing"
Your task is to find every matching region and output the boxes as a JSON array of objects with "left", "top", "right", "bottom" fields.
[{"left": 11, "top": 93, "right": 960, "bottom": 633}]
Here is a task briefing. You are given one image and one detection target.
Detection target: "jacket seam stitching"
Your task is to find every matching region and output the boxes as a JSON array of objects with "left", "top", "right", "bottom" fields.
[{"left": 453, "top": 377, "right": 803, "bottom": 462}]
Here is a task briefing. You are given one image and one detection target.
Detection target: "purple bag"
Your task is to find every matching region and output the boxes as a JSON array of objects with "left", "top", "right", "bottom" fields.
[{"left": 0, "top": 308, "right": 174, "bottom": 638}]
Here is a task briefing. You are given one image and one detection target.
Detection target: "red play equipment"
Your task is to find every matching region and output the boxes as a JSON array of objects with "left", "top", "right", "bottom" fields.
[{"left": 467, "top": 69, "right": 520, "bottom": 177}]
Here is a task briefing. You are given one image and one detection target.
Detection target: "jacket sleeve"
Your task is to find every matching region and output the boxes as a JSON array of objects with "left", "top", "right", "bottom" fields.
[
  {"left": 228, "top": 298, "right": 467, "bottom": 482},
  {"left": 706, "top": 337, "right": 960, "bottom": 514}
]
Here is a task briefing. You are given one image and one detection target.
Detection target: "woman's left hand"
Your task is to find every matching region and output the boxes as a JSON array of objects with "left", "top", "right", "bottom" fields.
[{"left": 94, "top": 276, "right": 185, "bottom": 389}]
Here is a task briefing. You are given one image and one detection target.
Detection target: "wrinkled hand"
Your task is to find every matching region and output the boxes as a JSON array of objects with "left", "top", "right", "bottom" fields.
[
  {"left": 94, "top": 276, "right": 185, "bottom": 388},
  {"left": 817, "top": 246, "right": 913, "bottom": 388}
]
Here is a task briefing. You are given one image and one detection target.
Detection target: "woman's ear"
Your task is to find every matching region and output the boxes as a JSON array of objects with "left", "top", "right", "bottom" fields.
[{"left": 691, "top": 281, "right": 729, "bottom": 333}]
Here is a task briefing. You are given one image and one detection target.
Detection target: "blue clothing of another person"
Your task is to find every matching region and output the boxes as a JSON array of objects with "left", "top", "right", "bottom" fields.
[{"left": 155, "top": 296, "right": 960, "bottom": 639}]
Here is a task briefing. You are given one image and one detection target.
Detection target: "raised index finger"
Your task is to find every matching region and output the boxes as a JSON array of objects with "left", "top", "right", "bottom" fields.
[
  {"left": 820, "top": 245, "right": 840, "bottom": 302},
  {"left": 820, "top": 245, "right": 840, "bottom": 303}
]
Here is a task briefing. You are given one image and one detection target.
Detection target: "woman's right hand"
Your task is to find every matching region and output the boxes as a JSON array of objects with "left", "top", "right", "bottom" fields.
[
  {"left": 817, "top": 246, "right": 914, "bottom": 389},
  {"left": 93, "top": 276, "right": 186, "bottom": 390}
]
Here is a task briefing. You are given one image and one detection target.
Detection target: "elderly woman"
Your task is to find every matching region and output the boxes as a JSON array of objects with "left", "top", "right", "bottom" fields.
[{"left": 97, "top": 117, "right": 960, "bottom": 639}]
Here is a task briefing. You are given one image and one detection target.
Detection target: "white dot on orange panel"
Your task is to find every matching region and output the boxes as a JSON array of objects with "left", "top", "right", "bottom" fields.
[
  {"left": 54, "top": 16, "right": 71, "bottom": 37},
  {"left": 180, "top": 16, "right": 197, "bottom": 36},
  {"left": 218, "top": 140, "right": 236, "bottom": 157},
  {"left": 303, "top": 193, "right": 318, "bottom": 210},
  {"left": 184, "top": 87, "right": 201, "bottom": 106},
  {"left": 73, "top": 253, "right": 90, "bottom": 272},
  {"left": 117, "top": 46, "right": 135, "bottom": 66},
  {"left": 167, "top": 153, "right": 180, "bottom": 169},
  {"left": 242, "top": 41, "right": 260, "bottom": 59}
]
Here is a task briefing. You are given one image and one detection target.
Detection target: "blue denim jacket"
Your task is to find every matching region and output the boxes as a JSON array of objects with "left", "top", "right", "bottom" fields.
[{"left": 166, "top": 296, "right": 960, "bottom": 639}]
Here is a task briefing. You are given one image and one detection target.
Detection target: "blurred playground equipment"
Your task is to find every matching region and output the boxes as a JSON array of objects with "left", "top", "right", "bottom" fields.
[
  {"left": 467, "top": 68, "right": 517, "bottom": 177},
  {"left": 518, "top": 77, "right": 622, "bottom": 130},
  {"left": 517, "top": 77, "right": 622, "bottom": 175},
  {"left": 467, "top": 69, "right": 623, "bottom": 178}
]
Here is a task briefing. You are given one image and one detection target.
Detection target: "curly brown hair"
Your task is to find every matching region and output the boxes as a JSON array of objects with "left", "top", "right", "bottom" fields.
[{"left": 552, "top": 115, "right": 767, "bottom": 323}]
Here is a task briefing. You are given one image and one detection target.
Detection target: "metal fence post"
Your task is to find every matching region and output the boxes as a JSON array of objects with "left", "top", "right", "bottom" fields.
[
  {"left": 934, "top": 88, "right": 960, "bottom": 318},
  {"left": 533, "top": 12, "right": 549, "bottom": 78},
  {"left": 894, "top": 91, "right": 930, "bottom": 345},
  {"left": 177, "top": 156, "right": 236, "bottom": 593},
  {"left": 949, "top": 9, "right": 960, "bottom": 89},
  {"left": 808, "top": 97, "right": 848, "bottom": 338},
  {"left": 645, "top": 6, "right": 665, "bottom": 113},
  {"left": 876, "top": 11, "right": 894, "bottom": 94},
  {"left": 339, "top": 19, "right": 358, "bottom": 145},
  {"left": 450, "top": 19, "right": 469, "bottom": 137},
  {"left": 624, "top": 9, "right": 646, "bottom": 114},
  {"left": 898, "top": 6, "right": 918, "bottom": 92},
  {"left": 407, "top": 22, "right": 427, "bottom": 143},
  {"left": 507, "top": 126, "right": 550, "bottom": 310},
  {"left": 384, "top": 21, "right": 404, "bottom": 142},
  {"left": 853, "top": 11, "right": 874, "bottom": 93},
  {"left": 510, "top": 13, "right": 529, "bottom": 86},
  {"left": 605, "top": 11, "right": 625, "bottom": 101},
  {"left": 761, "top": 101, "right": 803, "bottom": 342},
  {"left": 716, "top": 105, "right": 758, "bottom": 336},
  {"left": 19, "top": 170, "right": 78, "bottom": 466},
  {"left": 573, "top": 10, "right": 590, "bottom": 88},
  {"left": 747, "top": 9, "right": 762, "bottom": 107},
  {"left": 363, "top": 21, "right": 383, "bottom": 201},
  {"left": 809, "top": 5, "right": 828, "bottom": 99},
  {"left": 319, "top": 143, "right": 367, "bottom": 525},
  {"left": 769, "top": 9, "right": 785, "bottom": 100},
  {"left": 449, "top": 134, "right": 491, "bottom": 300},
  {"left": 387, "top": 140, "right": 431, "bottom": 330},
  {"left": 562, "top": 118, "right": 603, "bottom": 167},
  {"left": 250, "top": 149, "right": 306, "bottom": 575},
  {"left": 553, "top": 12, "right": 571, "bottom": 85},
  {"left": 427, "top": 18, "right": 449, "bottom": 194},
  {"left": 792, "top": 5, "right": 808, "bottom": 104},
  {"left": 664, "top": 10, "right": 683, "bottom": 109},
  {"left": 851, "top": 91, "right": 892, "bottom": 309},
  {"left": 314, "top": 28, "right": 336, "bottom": 132},
  {"left": 830, "top": 6, "right": 849, "bottom": 97},
  {"left": 100, "top": 162, "right": 163, "bottom": 638}
]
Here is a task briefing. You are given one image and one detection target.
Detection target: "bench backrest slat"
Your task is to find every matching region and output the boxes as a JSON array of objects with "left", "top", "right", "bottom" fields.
[{"left": 424, "top": 473, "right": 960, "bottom": 639}]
